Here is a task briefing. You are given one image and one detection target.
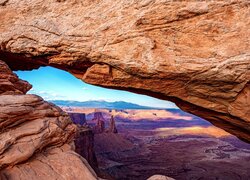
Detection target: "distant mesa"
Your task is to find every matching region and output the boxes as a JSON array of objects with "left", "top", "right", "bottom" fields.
[
  {"left": 69, "top": 111, "right": 119, "bottom": 134},
  {"left": 92, "top": 111, "right": 105, "bottom": 133},
  {"left": 92, "top": 112, "right": 106, "bottom": 122},
  {"left": 50, "top": 100, "right": 165, "bottom": 109},
  {"left": 68, "top": 112, "right": 87, "bottom": 126},
  {"left": 109, "top": 115, "right": 118, "bottom": 134},
  {"left": 91, "top": 112, "right": 118, "bottom": 134},
  {"left": 94, "top": 118, "right": 105, "bottom": 134}
]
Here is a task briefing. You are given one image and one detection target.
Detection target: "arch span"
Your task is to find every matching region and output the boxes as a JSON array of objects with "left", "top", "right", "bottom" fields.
[
  {"left": 0, "top": 0, "right": 249, "bottom": 142},
  {"left": 0, "top": 51, "right": 249, "bottom": 143}
]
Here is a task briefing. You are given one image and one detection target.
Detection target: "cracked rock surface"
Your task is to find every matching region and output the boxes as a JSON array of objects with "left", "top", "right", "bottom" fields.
[
  {"left": 0, "top": 0, "right": 249, "bottom": 142},
  {"left": 0, "top": 60, "right": 99, "bottom": 180}
]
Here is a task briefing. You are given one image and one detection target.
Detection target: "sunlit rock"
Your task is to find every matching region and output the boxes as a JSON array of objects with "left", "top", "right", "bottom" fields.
[
  {"left": 0, "top": 60, "right": 99, "bottom": 180},
  {"left": 0, "top": 0, "right": 249, "bottom": 142}
]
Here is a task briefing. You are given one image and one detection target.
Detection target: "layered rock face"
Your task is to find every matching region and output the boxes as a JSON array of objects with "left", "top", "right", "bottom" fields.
[
  {"left": 92, "top": 112, "right": 106, "bottom": 122},
  {"left": 91, "top": 112, "right": 118, "bottom": 134},
  {"left": 92, "top": 112, "right": 106, "bottom": 134},
  {"left": 0, "top": 61, "right": 31, "bottom": 95},
  {"left": 0, "top": 60, "right": 99, "bottom": 180},
  {"left": 109, "top": 116, "right": 118, "bottom": 134},
  {"left": 0, "top": 0, "right": 249, "bottom": 142},
  {"left": 68, "top": 112, "right": 99, "bottom": 173},
  {"left": 75, "top": 127, "right": 99, "bottom": 174},
  {"left": 69, "top": 112, "right": 87, "bottom": 126}
]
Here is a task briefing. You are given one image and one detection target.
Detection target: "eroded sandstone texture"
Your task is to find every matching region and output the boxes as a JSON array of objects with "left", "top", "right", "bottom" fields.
[
  {"left": 0, "top": 60, "right": 99, "bottom": 180},
  {"left": 0, "top": 0, "right": 249, "bottom": 141}
]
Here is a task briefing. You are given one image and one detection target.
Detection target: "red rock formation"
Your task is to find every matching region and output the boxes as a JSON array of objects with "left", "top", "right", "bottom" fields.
[
  {"left": 0, "top": 0, "right": 249, "bottom": 142},
  {"left": 92, "top": 112, "right": 106, "bottom": 134},
  {"left": 109, "top": 115, "right": 118, "bottom": 134},
  {"left": 0, "top": 60, "right": 31, "bottom": 95},
  {"left": 69, "top": 112, "right": 87, "bottom": 126},
  {"left": 0, "top": 60, "right": 99, "bottom": 180},
  {"left": 74, "top": 127, "right": 99, "bottom": 174},
  {"left": 92, "top": 112, "right": 106, "bottom": 122},
  {"left": 95, "top": 119, "right": 105, "bottom": 134}
]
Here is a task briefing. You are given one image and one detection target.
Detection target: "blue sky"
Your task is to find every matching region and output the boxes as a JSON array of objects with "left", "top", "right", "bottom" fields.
[{"left": 15, "top": 67, "right": 178, "bottom": 109}]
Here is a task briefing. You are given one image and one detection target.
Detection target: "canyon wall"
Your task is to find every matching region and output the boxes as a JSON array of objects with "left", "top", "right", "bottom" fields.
[
  {"left": 109, "top": 116, "right": 118, "bottom": 134},
  {"left": 74, "top": 126, "right": 99, "bottom": 174},
  {"left": 69, "top": 112, "right": 87, "bottom": 125},
  {"left": 67, "top": 113, "right": 99, "bottom": 172},
  {"left": 0, "top": 60, "right": 99, "bottom": 180},
  {"left": 0, "top": 0, "right": 249, "bottom": 142}
]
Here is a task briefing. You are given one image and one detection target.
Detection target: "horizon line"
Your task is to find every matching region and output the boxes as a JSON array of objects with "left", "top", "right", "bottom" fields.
[{"left": 49, "top": 99, "right": 179, "bottom": 109}]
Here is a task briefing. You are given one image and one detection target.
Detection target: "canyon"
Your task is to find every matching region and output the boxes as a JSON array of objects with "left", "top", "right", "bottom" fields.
[
  {"left": 0, "top": 59, "right": 249, "bottom": 179},
  {"left": 0, "top": 0, "right": 249, "bottom": 179},
  {"left": 0, "top": 0, "right": 249, "bottom": 142},
  {"left": 67, "top": 108, "right": 250, "bottom": 180},
  {"left": 0, "top": 61, "right": 175, "bottom": 179}
]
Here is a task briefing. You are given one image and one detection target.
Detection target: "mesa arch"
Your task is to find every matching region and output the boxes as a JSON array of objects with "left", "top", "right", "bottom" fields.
[{"left": 0, "top": 0, "right": 249, "bottom": 144}]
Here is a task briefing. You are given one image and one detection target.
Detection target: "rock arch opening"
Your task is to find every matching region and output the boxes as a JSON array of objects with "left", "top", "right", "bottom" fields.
[
  {"left": 0, "top": 0, "right": 249, "bottom": 179},
  {"left": 6, "top": 64, "right": 250, "bottom": 180},
  {"left": 1, "top": 51, "right": 249, "bottom": 143}
]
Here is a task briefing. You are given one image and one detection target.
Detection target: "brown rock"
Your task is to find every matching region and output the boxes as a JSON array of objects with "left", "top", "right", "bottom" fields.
[
  {"left": 0, "top": 60, "right": 99, "bottom": 180},
  {"left": 92, "top": 112, "right": 106, "bottom": 122},
  {"left": 69, "top": 112, "right": 87, "bottom": 126},
  {"left": 74, "top": 127, "right": 99, "bottom": 174},
  {"left": 94, "top": 119, "right": 105, "bottom": 134},
  {"left": 0, "top": 1, "right": 249, "bottom": 141},
  {"left": 0, "top": 144, "right": 98, "bottom": 180},
  {"left": 0, "top": 61, "right": 31, "bottom": 95},
  {"left": 109, "top": 115, "right": 118, "bottom": 134},
  {"left": 92, "top": 112, "right": 106, "bottom": 134}
]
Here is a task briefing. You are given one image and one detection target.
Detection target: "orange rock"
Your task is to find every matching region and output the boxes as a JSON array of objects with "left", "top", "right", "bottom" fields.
[
  {"left": 0, "top": 0, "right": 249, "bottom": 142},
  {"left": 0, "top": 61, "right": 31, "bottom": 95},
  {"left": 0, "top": 60, "right": 99, "bottom": 180}
]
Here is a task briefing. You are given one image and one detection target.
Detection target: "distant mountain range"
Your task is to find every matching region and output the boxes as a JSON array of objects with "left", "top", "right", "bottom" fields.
[{"left": 50, "top": 100, "right": 170, "bottom": 110}]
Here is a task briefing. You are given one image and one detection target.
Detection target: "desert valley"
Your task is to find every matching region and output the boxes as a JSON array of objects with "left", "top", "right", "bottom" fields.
[
  {"left": 62, "top": 105, "right": 250, "bottom": 180},
  {"left": 0, "top": 0, "right": 249, "bottom": 179}
]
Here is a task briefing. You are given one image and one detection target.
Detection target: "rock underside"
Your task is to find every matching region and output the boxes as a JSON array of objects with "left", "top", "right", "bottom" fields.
[
  {"left": 0, "top": 1, "right": 249, "bottom": 141},
  {"left": 0, "top": 60, "right": 99, "bottom": 180}
]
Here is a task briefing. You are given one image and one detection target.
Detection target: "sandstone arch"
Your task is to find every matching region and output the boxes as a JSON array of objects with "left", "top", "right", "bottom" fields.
[{"left": 0, "top": 0, "right": 249, "bottom": 143}]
